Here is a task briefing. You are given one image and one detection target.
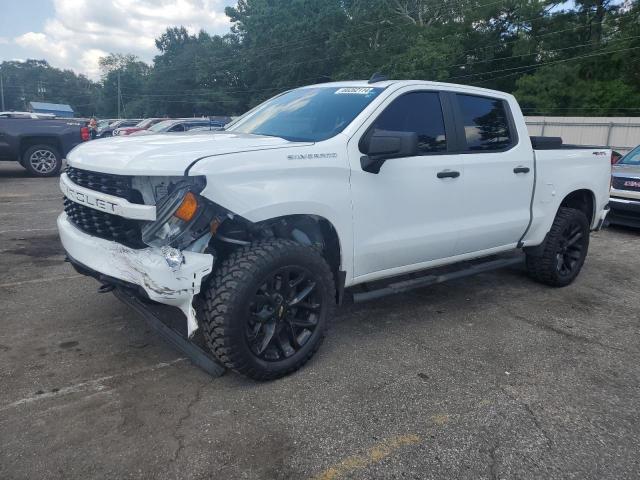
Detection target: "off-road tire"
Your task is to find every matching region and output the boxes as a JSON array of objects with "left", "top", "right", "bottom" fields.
[
  {"left": 22, "top": 144, "right": 62, "bottom": 177},
  {"left": 201, "top": 239, "right": 335, "bottom": 380},
  {"left": 526, "top": 207, "right": 590, "bottom": 287}
]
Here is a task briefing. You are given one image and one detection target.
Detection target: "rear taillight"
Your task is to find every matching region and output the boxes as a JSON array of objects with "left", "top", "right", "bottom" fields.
[{"left": 81, "top": 127, "right": 90, "bottom": 141}]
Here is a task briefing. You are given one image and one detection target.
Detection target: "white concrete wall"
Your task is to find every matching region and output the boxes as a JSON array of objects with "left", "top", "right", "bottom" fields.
[{"left": 525, "top": 117, "right": 640, "bottom": 153}]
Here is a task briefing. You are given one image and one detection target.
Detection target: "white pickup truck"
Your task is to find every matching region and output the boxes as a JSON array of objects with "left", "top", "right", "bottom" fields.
[{"left": 58, "top": 80, "right": 611, "bottom": 380}]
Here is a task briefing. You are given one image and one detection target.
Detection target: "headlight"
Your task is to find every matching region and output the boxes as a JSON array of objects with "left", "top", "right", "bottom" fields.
[{"left": 141, "top": 178, "right": 213, "bottom": 249}]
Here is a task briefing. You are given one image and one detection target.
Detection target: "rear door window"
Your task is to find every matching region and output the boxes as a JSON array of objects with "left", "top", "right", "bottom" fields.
[{"left": 456, "top": 94, "right": 513, "bottom": 151}]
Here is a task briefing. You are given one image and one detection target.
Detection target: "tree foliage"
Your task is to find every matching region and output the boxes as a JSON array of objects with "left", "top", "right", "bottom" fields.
[
  {"left": 1, "top": 0, "right": 638, "bottom": 118},
  {"left": 0, "top": 59, "right": 98, "bottom": 116}
]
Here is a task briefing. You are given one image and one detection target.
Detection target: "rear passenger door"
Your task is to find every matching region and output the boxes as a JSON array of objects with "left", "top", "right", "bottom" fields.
[{"left": 451, "top": 93, "right": 534, "bottom": 254}]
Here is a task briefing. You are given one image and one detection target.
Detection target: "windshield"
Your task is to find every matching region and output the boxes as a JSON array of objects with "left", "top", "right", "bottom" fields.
[
  {"left": 618, "top": 146, "right": 640, "bottom": 166},
  {"left": 149, "top": 120, "right": 176, "bottom": 132},
  {"left": 227, "top": 86, "right": 384, "bottom": 142}
]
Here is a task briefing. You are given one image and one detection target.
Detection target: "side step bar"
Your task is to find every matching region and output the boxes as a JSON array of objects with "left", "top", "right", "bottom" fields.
[
  {"left": 351, "top": 254, "right": 525, "bottom": 303},
  {"left": 113, "top": 288, "right": 226, "bottom": 378}
]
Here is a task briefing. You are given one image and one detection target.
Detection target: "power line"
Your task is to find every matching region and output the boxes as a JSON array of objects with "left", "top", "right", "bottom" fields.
[{"left": 450, "top": 44, "right": 640, "bottom": 82}]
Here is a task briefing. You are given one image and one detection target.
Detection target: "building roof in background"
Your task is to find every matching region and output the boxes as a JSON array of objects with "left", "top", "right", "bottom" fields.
[{"left": 29, "top": 102, "right": 74, "bottom": 112}]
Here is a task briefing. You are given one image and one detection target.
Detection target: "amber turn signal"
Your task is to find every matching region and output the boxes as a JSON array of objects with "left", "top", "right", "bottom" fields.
[{"left": 173, "top": 191, "right": 198, "bottom": 221}]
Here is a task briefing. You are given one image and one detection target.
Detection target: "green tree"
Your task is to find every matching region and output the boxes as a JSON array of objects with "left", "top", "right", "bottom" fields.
[{"left": 0, "top": 59, "right": 98, "bottom": 116}]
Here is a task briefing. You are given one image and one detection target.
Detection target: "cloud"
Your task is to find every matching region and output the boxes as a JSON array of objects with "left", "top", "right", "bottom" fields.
[{"left": 10, "top": 0, "right": 233, "bottom": 79}]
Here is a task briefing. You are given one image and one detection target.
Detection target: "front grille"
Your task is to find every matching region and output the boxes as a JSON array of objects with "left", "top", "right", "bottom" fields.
[
  {"left": 66, "top": 166, "right": 141, "bottom": 203},
  {"left": 64, "top": 198, "right": 144, "bottom": 248},
  {"left": 612, "top": 176, "right": 640, "bottom": 192}
]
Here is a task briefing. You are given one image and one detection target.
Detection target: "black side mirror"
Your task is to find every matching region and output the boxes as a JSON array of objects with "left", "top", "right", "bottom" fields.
[{"left": 360, "top": 129, "right": 418, "bottom": 174}]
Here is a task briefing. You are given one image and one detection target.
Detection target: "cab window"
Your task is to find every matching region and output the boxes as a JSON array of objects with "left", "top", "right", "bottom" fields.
[
  {"left": 456, "top": 94, "right": 513, "bottom": 151},
  {"left": 369, "top": 91, "right": 447, "bottom": 155}
]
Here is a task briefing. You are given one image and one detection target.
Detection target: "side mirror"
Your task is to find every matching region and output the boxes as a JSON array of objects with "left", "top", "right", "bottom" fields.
[{"left": 360, "top": 129, "right": 418, "bottom": 174}]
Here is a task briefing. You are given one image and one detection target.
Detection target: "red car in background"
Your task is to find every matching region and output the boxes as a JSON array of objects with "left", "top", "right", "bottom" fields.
[{"left": 114, "top": 118, "right": 167, "bottom": 136}]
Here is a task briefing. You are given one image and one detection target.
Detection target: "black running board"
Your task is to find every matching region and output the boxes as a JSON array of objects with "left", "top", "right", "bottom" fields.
[
  {"left": 113, "top": 288, "right": 226, "bottom": 378},
  {"left": 351, "top": 253, "right": 525, "bottom": 303}
]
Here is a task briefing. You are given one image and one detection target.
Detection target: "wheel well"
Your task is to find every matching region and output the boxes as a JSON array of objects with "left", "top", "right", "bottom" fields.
[
  {"left": 559, "top": 189, "right": 595, "bottom": 225},
  {"left": 213, "top": 213, "right": 344, "bottom": 301},
  {"left": 19, "top": 137, "right": 62, "bottom": 160},
  {"left": 256, "top": 214, "right": 342, "bottom": 273}
]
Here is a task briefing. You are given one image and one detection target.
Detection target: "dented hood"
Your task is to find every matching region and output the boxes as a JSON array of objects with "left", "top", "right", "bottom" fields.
[{"left": 67, "top": 131, "right": 309, "bottom": 176}]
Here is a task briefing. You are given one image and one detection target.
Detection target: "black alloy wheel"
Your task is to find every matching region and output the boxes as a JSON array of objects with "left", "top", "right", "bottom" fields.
[
  {"left": 555, "top": 220, "right": 586, "bottom": 278},
  {"left": 202, "top": 239, "right": 335, "bottom": 380},
  {"left": 247, "top": 266, "right": 322, "bottom": 361},
  {"left": 525, "top": 207, "right": 590, "bottom": 287}
]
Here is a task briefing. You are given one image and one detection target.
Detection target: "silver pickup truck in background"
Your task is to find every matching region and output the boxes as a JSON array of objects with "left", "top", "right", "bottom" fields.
[{"left": 609, "top": 145, "right": 640, "bottom": 228}]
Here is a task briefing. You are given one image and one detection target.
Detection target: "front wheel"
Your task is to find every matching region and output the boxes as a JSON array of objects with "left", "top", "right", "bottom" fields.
[
  {"left": 526, "top": 207, "right": 590, "bottom": 287},
  {"left": 23, "top": 144, "right": 62, "bottom": 177},
  {"left": 202, "top": 239, "right": 336, "bottom": 380}
]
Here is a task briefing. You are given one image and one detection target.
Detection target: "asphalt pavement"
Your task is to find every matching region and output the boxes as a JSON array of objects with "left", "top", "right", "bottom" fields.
[{"left": 1, "top": 162, "right": 639, "bottom": 479}]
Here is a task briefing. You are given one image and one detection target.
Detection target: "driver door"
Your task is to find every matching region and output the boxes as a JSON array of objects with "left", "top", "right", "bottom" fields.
[{"left": 347, "top": 89, "right": 467, "bottom": 281}]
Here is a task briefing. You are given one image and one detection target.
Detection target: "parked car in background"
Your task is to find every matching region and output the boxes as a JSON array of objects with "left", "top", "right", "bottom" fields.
[
  {"left": 96, "top": 119, "right": 117, "bottom": 130},
  {"left": 0, "top": 116, "right": 90, "bottom": 176},
  {"left": 609, "top": 145, "right": 640, "bottom": 227},
  {"left": 96, "top": 119, "right": 141, "bottom": 138},
  {"left": 129, "top": 118, "right": 217, "bottom": 136},
  {"left": 113, "top": 118, "right": 167, "bottom": 136}
]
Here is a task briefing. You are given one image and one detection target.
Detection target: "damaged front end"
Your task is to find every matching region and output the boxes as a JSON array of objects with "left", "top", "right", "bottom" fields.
[{"left": 59, "top": 173, "right": 236, "bottom": 337}]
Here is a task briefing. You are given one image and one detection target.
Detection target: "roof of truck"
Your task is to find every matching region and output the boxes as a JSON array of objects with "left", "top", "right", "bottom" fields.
[{"left": 300, "top": 79, "right": 509, "bottom": 98}]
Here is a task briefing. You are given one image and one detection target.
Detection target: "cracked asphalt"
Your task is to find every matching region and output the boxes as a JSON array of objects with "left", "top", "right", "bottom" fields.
[{"left": 1, "top": 162, "right": 640, "bottom": 479}]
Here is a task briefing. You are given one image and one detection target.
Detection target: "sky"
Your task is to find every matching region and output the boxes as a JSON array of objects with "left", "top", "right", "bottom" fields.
[{"left": 0, "top": 0, "right": 236, "bottom": 80}]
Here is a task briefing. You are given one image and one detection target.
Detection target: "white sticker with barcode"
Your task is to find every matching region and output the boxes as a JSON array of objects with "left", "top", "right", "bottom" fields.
[{"left": 334, "top": 87, "right": 374, "bottom": 95}]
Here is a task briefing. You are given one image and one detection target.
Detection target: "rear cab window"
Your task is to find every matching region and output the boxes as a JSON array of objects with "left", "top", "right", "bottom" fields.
[{"left": 454, "top": 94, "right": 515, "bottom": 152}]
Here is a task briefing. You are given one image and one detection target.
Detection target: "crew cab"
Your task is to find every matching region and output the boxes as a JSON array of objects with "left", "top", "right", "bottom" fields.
[
  {"left": 608, "top": 145, "right": 640, "bottom": 227},
  {"left": 0, "top": 116, "right": 89, "bottom": 176},
  {"left": 57, "top": 80, "right": 611, "bottom": 380}
]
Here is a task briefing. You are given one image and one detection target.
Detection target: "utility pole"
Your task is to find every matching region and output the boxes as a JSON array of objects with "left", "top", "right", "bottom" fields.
[
  {"left": 0, "top": 72, "right": 5, "bottom": 111},
  {"left": 117, "top": 70, "right": 121, "bottom": 118}
]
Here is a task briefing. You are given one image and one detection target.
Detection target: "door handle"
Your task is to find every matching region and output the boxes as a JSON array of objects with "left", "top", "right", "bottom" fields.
[
  {"left": 437, "top": 170, "right": 460, "bottom": 179},
  {"left": 513, "top": 166, "right": 530, "bottom": 174}
]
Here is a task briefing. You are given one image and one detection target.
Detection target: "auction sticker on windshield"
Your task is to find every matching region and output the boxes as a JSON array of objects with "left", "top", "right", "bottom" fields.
[{"left": 335, "top": 87, "right": 375, "bottom": 94}]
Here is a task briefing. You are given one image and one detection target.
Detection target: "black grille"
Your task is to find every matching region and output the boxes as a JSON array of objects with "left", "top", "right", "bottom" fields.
[
  {"left": 64, "top": 198, "right": 144, "bottom": 248},
  {"left": 66, "top": 166, "right": 140, "bottom": 202},
  {"left": 612, "top": 176, "right": 640, "bottom": 192}
]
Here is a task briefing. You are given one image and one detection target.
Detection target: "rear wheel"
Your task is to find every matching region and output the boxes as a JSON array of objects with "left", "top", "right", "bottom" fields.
[
  {"left": 526, "top": 207, "right": 590, "bottom": 287},
  {"left": 202, "top": 239, "right": 335, "bottom": 380},
  {"left": 23, "top": 144, "right": 62, "bottom": 177}
]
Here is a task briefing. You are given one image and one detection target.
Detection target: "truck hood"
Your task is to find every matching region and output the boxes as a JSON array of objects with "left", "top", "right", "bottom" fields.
[{"left": 67, "top": 131, "right": 310, "bottom": 176}]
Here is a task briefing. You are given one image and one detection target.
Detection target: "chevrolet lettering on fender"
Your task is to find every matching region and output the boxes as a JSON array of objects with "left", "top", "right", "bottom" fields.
[{"left": 57, "top": 79, "right": 611, "bottom": 380}]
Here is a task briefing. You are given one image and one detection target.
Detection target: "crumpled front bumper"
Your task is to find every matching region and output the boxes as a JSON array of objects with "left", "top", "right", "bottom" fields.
[{"left": 57, "top": 213, "right": 214, "bottom": 336}]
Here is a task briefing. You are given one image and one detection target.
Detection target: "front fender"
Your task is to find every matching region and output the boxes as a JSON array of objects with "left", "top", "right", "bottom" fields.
[{"left": 191, "top": 142, "right": 354, "bottom": 282}]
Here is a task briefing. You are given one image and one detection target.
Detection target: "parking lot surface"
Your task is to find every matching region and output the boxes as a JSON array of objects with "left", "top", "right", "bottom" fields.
[{"left": 1, "top": 162, "right": 639, "bottom": 479}]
